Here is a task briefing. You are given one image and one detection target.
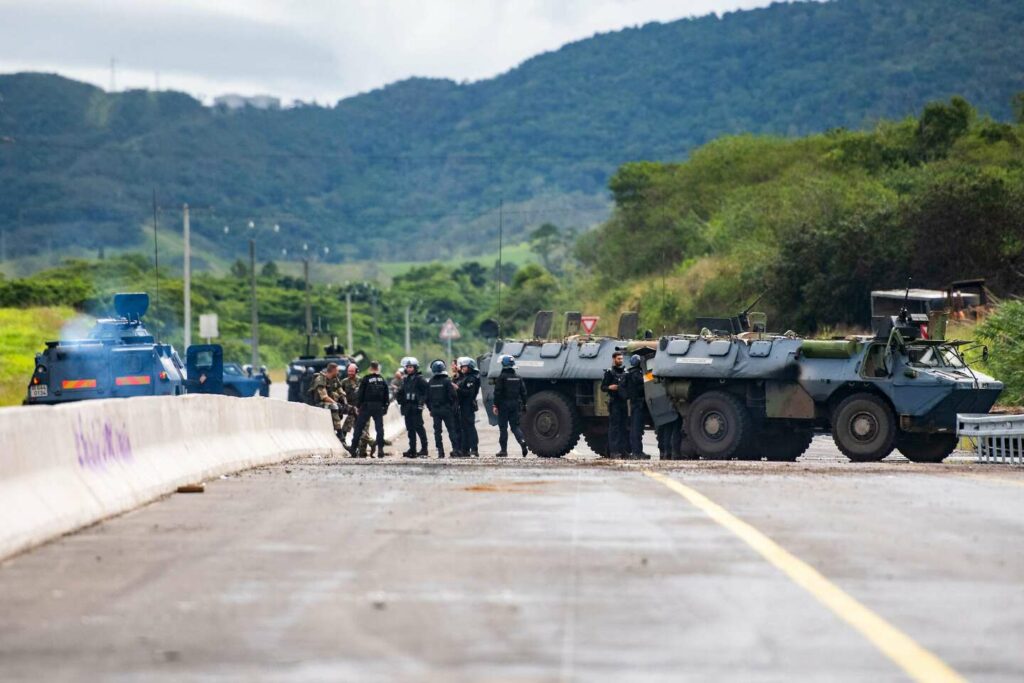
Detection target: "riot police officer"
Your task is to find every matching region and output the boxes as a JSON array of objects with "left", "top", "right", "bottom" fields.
[
  {"left": 398, "top": 358, "right": 430, "bottom": 457},
  {"left": 455, "top": 357, "right": 481, "bottom": 457},
  {"left": 625, "top": 354, "right": 650, "bottom": 459},
  {"left": 347, "top": 360, "right": 391, "bottom": 458},
  {"left": 426, "top": 359, "right": 462, "bottom": 458},
  {"left": 491, "top": 355, "right": 528, "bottom": 457},
  {"left": 601, "top": 351, "right": 629, "bottom": 457}
]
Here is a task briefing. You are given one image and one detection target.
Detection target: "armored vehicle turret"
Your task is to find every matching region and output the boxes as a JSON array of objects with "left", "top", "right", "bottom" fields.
[
  {"left": 26, "top": 293, "right": 190, "bottom": 404},
  {"left": 652, "top": 303, "right": 1003, "bottom": 463}
]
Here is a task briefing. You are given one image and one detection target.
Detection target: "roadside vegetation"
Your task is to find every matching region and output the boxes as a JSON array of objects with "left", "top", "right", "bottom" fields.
[
  {"left": 0, "top": 306, "right": 77, "bottom": 406},
  {"left": 568, "top": 96, "right": 1023, "bottom": 402},
  {"left": 1, "top": 97, "right": 1021, "bottom": 406}
]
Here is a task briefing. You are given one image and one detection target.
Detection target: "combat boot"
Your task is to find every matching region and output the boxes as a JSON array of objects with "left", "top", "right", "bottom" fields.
[
  {"left": 496, "top": 451, "right": 508, "bottom": 457},
  {"left": 402, "top": 448, "right": 417, "bottom": 458},
  {"left": 471, "top": 448, "right": 479, "bottom": 457},
  {"left": 437, "top": 449, "right": 446, "bottom": 459},
  {"left": 375, "top": 444, "right": 387, "bottom": 458},
  {"left": 417, "top": 447, "right": 429, "bottom": 457},
  {"left": 519, "top": 440, "right": 529, "bottom": 458}
]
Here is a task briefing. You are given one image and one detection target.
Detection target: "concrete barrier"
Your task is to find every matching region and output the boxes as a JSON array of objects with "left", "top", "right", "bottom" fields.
[{"left": 0, "top": 395, "right": 342, "bottom": 560}]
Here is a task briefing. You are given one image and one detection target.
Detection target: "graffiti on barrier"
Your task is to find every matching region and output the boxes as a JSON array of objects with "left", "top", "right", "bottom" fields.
[{"left": 75, "top": 416, "right": 134, "bottom": 469}]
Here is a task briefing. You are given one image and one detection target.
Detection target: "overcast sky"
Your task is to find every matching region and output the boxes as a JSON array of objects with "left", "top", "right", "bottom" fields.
[{"left": 0, "top": 0, "right": 778, "bottom": 104}]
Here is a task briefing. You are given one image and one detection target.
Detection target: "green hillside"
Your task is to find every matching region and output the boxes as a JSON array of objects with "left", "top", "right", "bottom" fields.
[{"left": 1, "top": 0, "right": 1023, "bottom": 269}]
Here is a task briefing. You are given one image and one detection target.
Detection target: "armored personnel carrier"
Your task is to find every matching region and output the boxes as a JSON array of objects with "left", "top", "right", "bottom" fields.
[
  {"left": 480, "top": 311, "right": 651, "bottom": 457},
  {"left": 25, "top": 293, "right": 209, "bottom": 404},
  {"left": 651, "top": 306, "right": 1003, "bottom": 463}
]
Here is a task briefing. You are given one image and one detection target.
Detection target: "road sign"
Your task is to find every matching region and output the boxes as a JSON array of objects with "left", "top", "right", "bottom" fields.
[
  {"left": 199, "top": 313, "right": 219, "bottom": 340},
  {"left": 439, "top": 318, "right": 461, "bottom": 340},
  {"left": 581, "top": 316, "right": 600, "bottom": 335}
]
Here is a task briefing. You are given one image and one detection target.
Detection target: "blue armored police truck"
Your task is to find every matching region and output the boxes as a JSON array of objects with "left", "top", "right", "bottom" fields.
[{"left": 25, "top": 292, "right": 223, "bottom": 404}]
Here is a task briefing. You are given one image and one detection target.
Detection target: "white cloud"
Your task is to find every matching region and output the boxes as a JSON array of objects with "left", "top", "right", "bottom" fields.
[{"left": 0, "top": 0, "right": 779, "bottom": 103}]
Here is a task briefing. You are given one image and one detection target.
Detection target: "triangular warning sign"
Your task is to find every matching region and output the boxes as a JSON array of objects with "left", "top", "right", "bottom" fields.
[
  {"left": 439, "top": 318, "right": 461, "bottom": 340},
  {"left": 580, "top": 316, "right": 599, "bottom": 335}
]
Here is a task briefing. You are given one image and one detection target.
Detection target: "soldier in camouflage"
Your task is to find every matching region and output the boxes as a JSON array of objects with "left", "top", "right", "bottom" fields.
[
  {"left": 340, "top": 363, "right": 372, "bottom": 457},
  {"left": 309, "top": 362, "right": 351, "bottom": 440}
]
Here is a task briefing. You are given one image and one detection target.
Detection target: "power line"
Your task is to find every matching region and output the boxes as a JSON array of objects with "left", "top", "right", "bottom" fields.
[{"left": 0, "top": 135, "right": 652, "bottom": 167}]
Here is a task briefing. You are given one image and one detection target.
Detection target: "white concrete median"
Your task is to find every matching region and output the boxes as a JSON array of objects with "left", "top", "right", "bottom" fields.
[{"left": 0, "top": 395, "right": 342, "bottom": 560}]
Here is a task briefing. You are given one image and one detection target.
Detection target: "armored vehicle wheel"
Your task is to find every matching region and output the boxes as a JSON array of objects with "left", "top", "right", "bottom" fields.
[
  {"left": 897, "top": 433, "right": 958, "bottom": 463},
  {"left": 763, "top": 429, "right": 814, "bottom": 462},
  {"left": 223, "top": 385, "right": 241, "bottom": 398},
  {"left": 831, "top": 393, "right": 895, "bottom": 462},
  {"left": 523, "top": 390, "right": 581, "bottom": 458},
  {"left": 582, "top": 424, "right": 608, "bottom": 457},
  {"left": 688, "top": 391, "right": 752, "bottom": 460}
]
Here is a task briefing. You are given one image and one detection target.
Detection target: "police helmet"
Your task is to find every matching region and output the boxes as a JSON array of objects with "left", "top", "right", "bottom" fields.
[
  {"left": 430, "top": 359, "right": 447, "bottom": 375},
  {"left": 629, "top": 354, "right": 642, "bottom": 368},
  {"left": 459, "top": 356, "right": 478, "bottom": 371},
  {"left": 399, "top": 356, "right": 413, "bottom": 368},
  {"left": 500, "top": 355, "right": 515, "bottom": 368},
  {"left": 406, "top": 357, "right": 420, "bottom": 370}
]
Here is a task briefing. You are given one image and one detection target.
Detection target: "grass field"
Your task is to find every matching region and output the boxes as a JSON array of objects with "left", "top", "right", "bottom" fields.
[{"left": 0, "top": 306, "right": 79, "bottom": 406}]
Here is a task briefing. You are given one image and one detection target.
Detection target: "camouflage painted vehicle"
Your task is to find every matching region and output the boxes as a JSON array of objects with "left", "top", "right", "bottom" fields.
[
  {"left": 650, "top": 308, "right": 1003, "bottom": 463},
  {"left": 480, "top": 312, "right": 646, "bottom": 457}
]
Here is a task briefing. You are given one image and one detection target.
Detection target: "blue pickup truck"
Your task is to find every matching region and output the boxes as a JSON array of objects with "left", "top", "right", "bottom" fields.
[{"left": 222, "top": 362, "right": 271, "bottom": 397}]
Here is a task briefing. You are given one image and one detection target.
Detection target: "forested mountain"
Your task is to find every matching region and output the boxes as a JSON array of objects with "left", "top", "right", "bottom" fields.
[{"left": 1, "top": 0, "right": 1022, "bottom": 269}]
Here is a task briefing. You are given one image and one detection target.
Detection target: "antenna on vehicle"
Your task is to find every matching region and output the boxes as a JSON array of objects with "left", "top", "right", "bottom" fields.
[{"left": 899, "top": 276, "right": 912, "bottom": 324}]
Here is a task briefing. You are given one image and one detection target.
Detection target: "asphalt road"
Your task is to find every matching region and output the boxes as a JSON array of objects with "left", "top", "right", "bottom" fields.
[{"left": 1, "top": 425, "right": 1022, "bottom": 682}]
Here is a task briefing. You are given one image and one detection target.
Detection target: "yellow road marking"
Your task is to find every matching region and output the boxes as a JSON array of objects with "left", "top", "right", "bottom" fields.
[{"left": 643, "top": 470, "right": 964, "bottom": 683}]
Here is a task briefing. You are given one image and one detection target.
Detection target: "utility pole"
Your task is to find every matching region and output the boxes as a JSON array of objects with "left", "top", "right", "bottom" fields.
[
  {"left": 497, "top": 198, "right": 504, "bottom": 336},
  {"left": 404, "top": 303, "right": 412, "bottom": 355},
  {"left": 183, "top": 204, "right": 191, "bottom": 349},
  {"left": 345, "top": 290, "right": 354, "bottom": 354},
  {"left": 370, "top": 288, "right": 380, "bottom": 358},
  {"left": 304, "top": 258, "right": 313, "bottom": 356},
  {"left": 152, "top": 190, "right": 159, "bottom": 312},
  {"left": 249, "top": 236, "right": 259, "bottom": 367}
]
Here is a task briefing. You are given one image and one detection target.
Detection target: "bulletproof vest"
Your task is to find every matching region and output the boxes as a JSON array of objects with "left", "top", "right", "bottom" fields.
[
  {"left": 403, "top": 375, "right": 423, "bottom": 405},
  {"left": 429, "top": 378, "right": 450, "bottom": 406},
  {"left": 607, "top": 367, "right": 627, "bottom": 402},
  {"left": 499, "top": 374, "right": 522, "bottom": 403},
  {"left": 627, "top": 368, "right": 645, "bottom": 401},
  {"left": 363, "top": 375, "right": 389, "bottom": 404}
]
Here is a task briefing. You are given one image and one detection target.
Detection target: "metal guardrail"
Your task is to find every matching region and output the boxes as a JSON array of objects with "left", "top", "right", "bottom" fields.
[{"left": 957, "top": 414, "right": 1024, "bottom": 466}]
